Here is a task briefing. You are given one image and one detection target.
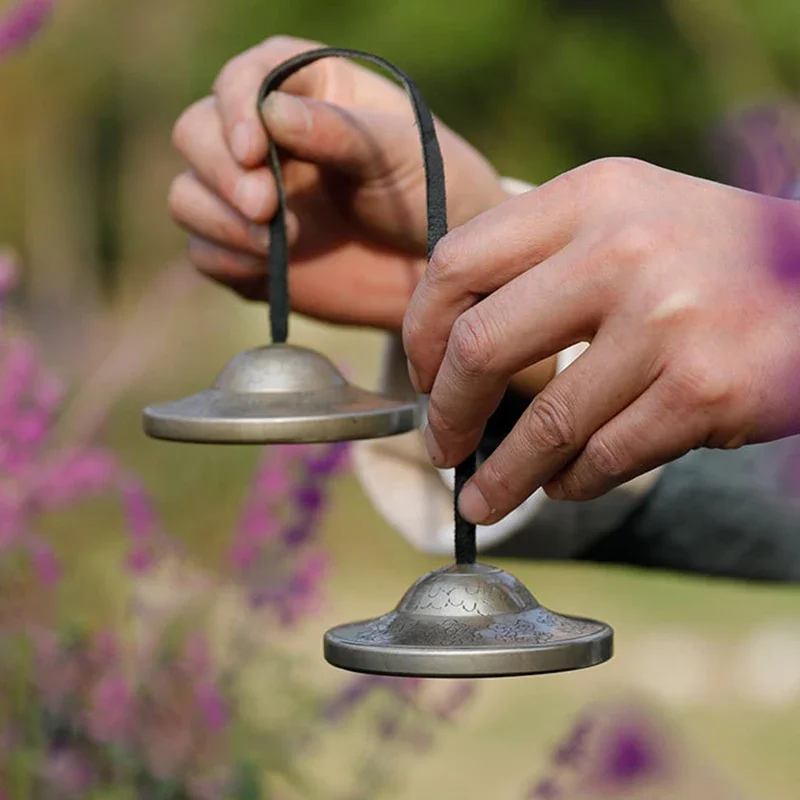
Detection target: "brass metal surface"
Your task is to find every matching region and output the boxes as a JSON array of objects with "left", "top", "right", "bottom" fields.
[
  {"left": 324, "top": 563, "right": 613, "bottom": 678},
  {"left": 143, "top": 344, "right": 420, "bottom": 444}
]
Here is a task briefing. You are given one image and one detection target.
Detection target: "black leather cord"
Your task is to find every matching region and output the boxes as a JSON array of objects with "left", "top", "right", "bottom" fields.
[{"left": 256, "top": 47, "right": 478, "bottom": 564}]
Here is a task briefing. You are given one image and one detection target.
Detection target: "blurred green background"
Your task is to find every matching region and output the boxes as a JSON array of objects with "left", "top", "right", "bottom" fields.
[{"left": 2, "top": 0, "right": 800, "bottom": 797}]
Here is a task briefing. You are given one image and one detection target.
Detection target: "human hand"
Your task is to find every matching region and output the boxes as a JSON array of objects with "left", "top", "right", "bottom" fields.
[
  {"left": 403, "top": 157, "right": 800, "bottom": 523},
  {"left": 167, "top": 35, "right": 509, "bottom": 331}
]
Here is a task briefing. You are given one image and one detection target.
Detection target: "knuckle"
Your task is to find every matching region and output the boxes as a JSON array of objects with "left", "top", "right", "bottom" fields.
[
  {"left": 522, "top": 391, "right": 579, "bottom": 456},
  {"left": 261, "top": 34, "right": 297, "bottom": 50},
  {"left": 580, "top": 156, "right": 645, "bottom": 199},
  {"left": 580, "top": 435, "right": 629, "bottom": 485},
  {"left": 260, "top": 34, "right": 314, "bottom": 54},
  {"left": 608, "top": 222, "right": 660, "bottom": 265},
  {"left": 668, "top": 353, "right": 736, "bottom": 411},
  {"left": 213, "top": 52, "right": 248, "bottom": 96},
  {"left": 428, "top": 234, "right": 467, "bottom": 287},
  {"left": 448, "top": 310, "right": 494, "bottom": 377}
]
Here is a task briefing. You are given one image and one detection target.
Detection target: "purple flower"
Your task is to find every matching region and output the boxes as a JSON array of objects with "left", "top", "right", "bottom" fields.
[
  {"left": 40, "top": 747, "right": 95, "bottom": 798},
  {"left": 34, "top": 449, "right": 119, "bottom": 507},
  {"left": 711, "top": 103, "right": 800, "bottom": 198},
  {"left": 282, "top": 519, "right": 312, "bottom": 548},
  {"left": 432, "top": 680, "right": 476, "bottom": 721},
  {"left": 306, "top": 442, "right": 350, "bottom": 476},
  {"left": 29, "top": 539, "right": 60, "bottom": 584},
  {"left": 295, "top": 483, "right": 324, "bottom": 514},
  {"left": 229, "top": 443, "right": 344, "bottom": 624},
  {"left": 195, "top": 682, "right": 229, "bottom": 732},
  {"left": 324, "top": 676, "right": 384, "bottom": 722},
  {"left": 589, "top": 719, "right": 666, "bottom": 791},
  {"left": 377, "top": 713, "right": 401, "bottom": 740},
  {"left": 0, "top": 258, "right": 166, "bottom": 578},
  {"left": 121, "top": 481, "right": 157, "bottom": 539},
  {"left": 0, "top": 0, "right": 54, "bottom": 60},
  {"left": 126, "top": 543, "right": 156, "bottom": 573},
  {"left": 255, "top": 461, "right": 293, "bottom": 495},
  {"left": 280, "top": 551, "right": 327, "bottom": 622},
  {"left": 766, "top": 198, "right": 800, "bottom": 286},
  {"left": 530, "top": 779, "right": 561, "bottom": 799},
  {"left": 553, "top": 712, "right": 595, "bottom": 766},
  {"left": 237, "top": 505, "right": 278, "bottom": 542},
  {"left": 229, "top": 539, "right": 259, "bottom": 571},
  {"left": 85, "top": 674, "right": 134, "bottom": 744}
]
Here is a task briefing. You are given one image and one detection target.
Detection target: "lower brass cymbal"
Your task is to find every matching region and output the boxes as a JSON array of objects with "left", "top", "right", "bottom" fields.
[{"left": 324, "top": 562, "right": 614, "bottom": 678}]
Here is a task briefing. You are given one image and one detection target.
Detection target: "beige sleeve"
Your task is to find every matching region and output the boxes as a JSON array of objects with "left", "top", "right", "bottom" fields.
[{"left": 351, "top": 178, "right": 661, "bottom": 557}]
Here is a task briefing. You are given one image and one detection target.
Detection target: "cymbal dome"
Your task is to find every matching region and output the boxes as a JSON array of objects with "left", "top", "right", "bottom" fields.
[{"left": 213, "top": 344, "right": 347, "bottom": 394}]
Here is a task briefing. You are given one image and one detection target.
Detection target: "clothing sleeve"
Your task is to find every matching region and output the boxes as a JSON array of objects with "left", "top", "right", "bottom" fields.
[{"left": 351, "top": 177, "right": 661, "bottom": 559}]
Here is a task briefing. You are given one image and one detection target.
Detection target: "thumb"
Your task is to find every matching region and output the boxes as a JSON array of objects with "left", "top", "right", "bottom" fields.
[{"left": 260, "top": 91, "right": 414, "bottom": 182}]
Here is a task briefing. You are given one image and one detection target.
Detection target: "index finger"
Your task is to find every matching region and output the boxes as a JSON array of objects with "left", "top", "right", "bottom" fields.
[
  {"left": 402, "top": 170, "right": 585, "bottom": 394},
  {"left": 213, "top": 35, "right": 326, "bottom": 167}
]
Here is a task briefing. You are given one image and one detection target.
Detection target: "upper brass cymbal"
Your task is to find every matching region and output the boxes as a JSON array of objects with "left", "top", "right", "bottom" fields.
[{"left": 143, "top": 343, "right": 420, "bottom": 444}]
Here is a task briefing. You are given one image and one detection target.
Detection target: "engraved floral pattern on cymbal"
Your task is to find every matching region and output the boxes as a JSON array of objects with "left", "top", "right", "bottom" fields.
[
  {"left": 396, "top": 563, "right": 538, "bottom": 618},
  {"left": 350, "top": 606, "right": 606, "bottom": 649}
]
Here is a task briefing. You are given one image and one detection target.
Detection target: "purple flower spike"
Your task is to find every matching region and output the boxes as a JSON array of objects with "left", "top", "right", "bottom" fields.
[
  {"left": 195, "top": 681, "right": 229, "bottom": 731},
  {"left": 0, "top": 0, "right": 54, "bottom": 60},
  {"left": 295, "top": 483, "right": 324, "bottom": 514},
  {"left": 530, "top": 779, "right": 561, "bottom": 799},
  {"left": 29, "top": 540, "right": 60, "bottom": 585},
  {"left": 593, "top": 719, "right": 666, "bottom": 790},
  {"left": 307, "top": 442, "right": 351, "bottom": 476},
  {"left": 41, "top": 747, "right": 95, "bottom": 798},
  {"left": 126, "top": 543, "right": 156, "bottom": 574},
  {"left": 256, "top": 462, "right": 293, "bottom": 496},
  {"left": 711, "top": 104, "right": 800, "bottom": 198},
  {"left": 86, "top": 675, "right": 134, "bottom": 744},
  {"left": 121, "top": 481, "right": 158, "bottom": 539},
  {"left": 767, "top": 200, "right": 800, "bottom": 286},
  {"left": 553, "top": 713, "right": 595, "bottom": 766},
  {"left": 282, "top": 520, "right": 312, "bottom": 548}
]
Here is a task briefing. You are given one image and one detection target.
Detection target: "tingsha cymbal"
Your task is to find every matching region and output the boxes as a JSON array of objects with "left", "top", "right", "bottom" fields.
[
  {"left": 324, "top": 562, "right": 614, "bottom": 678},
  {"left": 142, "top": 343, "right": 420, "bottom": 444}
]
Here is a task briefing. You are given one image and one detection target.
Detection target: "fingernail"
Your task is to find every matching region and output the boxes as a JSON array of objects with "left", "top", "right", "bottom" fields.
[
  {"left": 249, "top": 223, "right": 270, "bottom": 251},
  {"left": 234, "top": 174, "right": 270, "bottom": 220},
  {"left": 424, "top": 425, "right": 445, "bottom": 466},
  {"left": 458, "top": 482, "right": 492, "bottom": 524},
  {"left": 262, "top": 92, "right": 313, "bottom": 134},
  {"left": 407, "top": 362, "right": 421, "bottom": 393},
  {"left": 230, "top": 121, "right": 257, "bottom": 163}
]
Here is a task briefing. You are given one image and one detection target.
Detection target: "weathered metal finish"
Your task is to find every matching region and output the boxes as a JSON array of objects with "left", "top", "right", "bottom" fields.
[
  {"left": 324, "top": 562, "right": 614, "bottom": 678},
  {"left": 143, "top": 344, "right": 420, "bottom": 444}
]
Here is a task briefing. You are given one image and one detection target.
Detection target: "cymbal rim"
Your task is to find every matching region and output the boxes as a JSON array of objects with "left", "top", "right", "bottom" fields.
[
  {"left": 323, "top": 615, "right": 614, "bottom": 678},
  {"left": 142, "top": 390, "right": 420, "bottom": 444}
]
